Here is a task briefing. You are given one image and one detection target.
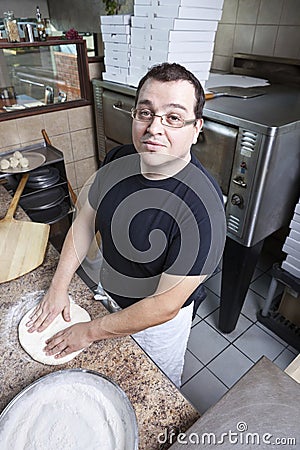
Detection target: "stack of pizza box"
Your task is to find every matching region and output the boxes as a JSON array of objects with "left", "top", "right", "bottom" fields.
[
  {"left": 100, "top": 14, "right": 132, "bottom": 84},
  {"left": 281, "top": 198, "right": 300, "bottom": 279},
  {"left": 101, "top": 0, "right": 224, "bottom": 88}
]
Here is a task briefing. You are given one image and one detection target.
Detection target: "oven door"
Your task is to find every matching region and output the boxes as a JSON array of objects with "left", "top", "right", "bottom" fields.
[
  {"left": 192, "top": 119, "right": 238, "bottom": 196},
  {"left": 103, "top": 90, "right": 134, "bottom": 149}
]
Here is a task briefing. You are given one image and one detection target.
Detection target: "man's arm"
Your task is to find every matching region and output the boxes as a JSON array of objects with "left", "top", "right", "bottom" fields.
[
  {"left": 27, "top": 201, "right": 97, "bottom": 332},
  {"left": 44, "top": 274, "right": 206, "bottom": 358}
]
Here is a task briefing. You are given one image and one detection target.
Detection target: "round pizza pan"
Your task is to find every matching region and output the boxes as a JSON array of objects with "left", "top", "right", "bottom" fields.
[{"left": 19, "top": 186, "right": 66, "bottom": 211}]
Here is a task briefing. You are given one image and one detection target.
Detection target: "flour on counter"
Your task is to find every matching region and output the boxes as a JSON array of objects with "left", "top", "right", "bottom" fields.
[{"left": 0, "top": 372, "right": 136, "bottom": 450}]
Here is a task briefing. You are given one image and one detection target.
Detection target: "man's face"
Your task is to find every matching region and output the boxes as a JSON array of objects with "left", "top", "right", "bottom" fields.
[{"left": 132, "top": 79, "right": 203, "bottom": 177}]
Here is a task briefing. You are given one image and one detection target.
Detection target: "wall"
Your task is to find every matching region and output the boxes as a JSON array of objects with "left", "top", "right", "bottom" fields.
[
  {"left": 0, "top": 106, "right": 98, "bottom": 196},
  {"left": 212, "top": 0, "right": 300, "bottom": 72},
  {"left": 48, "top": 0, "right": 133, "bottom": 33},
  {"left": 0, "top": 1, "right": 49, "bottom": 18}
]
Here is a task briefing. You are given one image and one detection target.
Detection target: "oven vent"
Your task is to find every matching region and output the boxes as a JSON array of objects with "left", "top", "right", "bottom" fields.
[
  {"left": 240, "top": 130, "right": 257, "bottom": 154},
  {"left": 227, "top": 214, "right": 240, "bottom": 233}
]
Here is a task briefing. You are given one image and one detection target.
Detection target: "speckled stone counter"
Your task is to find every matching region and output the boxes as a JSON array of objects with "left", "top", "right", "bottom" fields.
[{"left": 0, "top": 185, "right": 199, "bottom": 449}]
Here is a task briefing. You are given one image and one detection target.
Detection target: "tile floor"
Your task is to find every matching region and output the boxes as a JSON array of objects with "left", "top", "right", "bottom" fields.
[{"left": 180, "top": 248, "right": 299, "bottom": 414}]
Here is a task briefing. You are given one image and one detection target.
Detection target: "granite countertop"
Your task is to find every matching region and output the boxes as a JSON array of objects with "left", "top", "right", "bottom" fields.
[{"left": 0, "top": 185, "right": 199, "bottom": 449}]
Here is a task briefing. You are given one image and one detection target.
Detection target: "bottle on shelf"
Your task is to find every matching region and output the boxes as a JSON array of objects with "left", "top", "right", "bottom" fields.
[
  {"left": 35, "top": 5, "right": 47, "bottom": 41},
  {"left": 3, "top": 11, "right": 21, "bottom": 43}
]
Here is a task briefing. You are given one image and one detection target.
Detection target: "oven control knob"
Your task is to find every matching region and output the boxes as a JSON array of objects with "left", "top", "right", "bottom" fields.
[{"left": 231, "top": 194, "right": 243, "bottom": 207}]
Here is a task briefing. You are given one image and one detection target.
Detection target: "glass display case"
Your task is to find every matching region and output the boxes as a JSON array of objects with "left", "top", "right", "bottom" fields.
[{"left": 0, "top": 38, "right": 91, "bottom": 120}]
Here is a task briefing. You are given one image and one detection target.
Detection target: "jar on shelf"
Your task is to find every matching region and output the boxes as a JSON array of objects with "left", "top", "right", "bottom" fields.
[{"left": 3, "top": 11, "right": 20, "bottom": 42}]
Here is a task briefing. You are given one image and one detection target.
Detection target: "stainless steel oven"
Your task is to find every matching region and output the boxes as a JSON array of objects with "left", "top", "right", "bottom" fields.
[{"left": 92, "top": 54, "right": 300, "bottom": 333}]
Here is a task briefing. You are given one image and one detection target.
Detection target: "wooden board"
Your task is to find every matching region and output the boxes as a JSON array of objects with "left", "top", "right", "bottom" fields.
[{"left": 0, "top": 174, "right": 50, "bottom": 283}]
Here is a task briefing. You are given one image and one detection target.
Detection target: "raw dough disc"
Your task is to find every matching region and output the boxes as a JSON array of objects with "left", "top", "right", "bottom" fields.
[{"left": 18, "top": 303, "right": 91, "bottom": 365}]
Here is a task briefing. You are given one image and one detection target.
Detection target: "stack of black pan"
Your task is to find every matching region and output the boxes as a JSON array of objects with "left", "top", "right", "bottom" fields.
[{"left": 14, "top": 167, "right": 70, "bottom": 224}]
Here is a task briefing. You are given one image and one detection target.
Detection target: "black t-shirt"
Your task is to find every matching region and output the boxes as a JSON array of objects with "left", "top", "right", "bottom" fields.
[{"left": 88, "top": 144, "right": 225, "bottom": 309}]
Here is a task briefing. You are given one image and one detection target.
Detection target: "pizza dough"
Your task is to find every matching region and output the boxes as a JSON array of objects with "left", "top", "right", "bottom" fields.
[{"left": 18, "top": 303, "right": 91, "bottom": 365}]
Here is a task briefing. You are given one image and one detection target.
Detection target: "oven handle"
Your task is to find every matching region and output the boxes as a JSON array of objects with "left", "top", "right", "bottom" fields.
[{"left": 112, "top": 101, "right": 132, "bottom": 115}]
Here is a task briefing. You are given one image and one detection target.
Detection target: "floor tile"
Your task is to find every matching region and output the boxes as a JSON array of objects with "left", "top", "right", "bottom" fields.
[
  {"left": 195, "top": 289, "right": 220, "bottom": 319},
  {"left": 256, "top": 321, "right": 289, "bottom": 346},
  {"left": 241, "top": 289, "right": 266, "bottom": 322},
  {"left": 250, "top": 272, "right": 283, "bottom": 298},
  {"left": 180, "top": 367, "right": 228, "bottom": 414},
  {"left": 203, "top": 270, "right": 222, "bottom": 296},
  {"left": 205, "top": 309, "right": 252, "bottom": 342},
  {"left": 181, "top": 349, "right": 204, "bottom": 385},
  {"left": 287, "top": 346, "right": 299, "bottom": 355},
  {"left": 207, "top": 345, "right": 254, "bottom": 388},
  {"left": 191, "top": 314, "right": 201, "bottom": 327},
  {"left": 256, "top": 250, "right": 276, "bottom": 272},
  {"left": 251, "top": 267, "right": 265, "bottom": 281},
  {"left": 273, "top": 348, "right": 298, "bottom": 371},
  {"left": 187, "top": 321, "right": 230, "bottom": 365},
  {"left": 234, "top": 323, "right": 286, "bottom": 362}
]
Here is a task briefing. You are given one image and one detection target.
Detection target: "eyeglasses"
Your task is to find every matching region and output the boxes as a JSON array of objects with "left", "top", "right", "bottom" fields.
[{"left": 131, "top": 108, "right": 196, "bottom": 128}]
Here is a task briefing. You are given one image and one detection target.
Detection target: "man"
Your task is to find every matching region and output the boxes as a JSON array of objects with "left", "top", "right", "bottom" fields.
[{"left": 27, "top": 63, "right": 226, "bottom": 387}]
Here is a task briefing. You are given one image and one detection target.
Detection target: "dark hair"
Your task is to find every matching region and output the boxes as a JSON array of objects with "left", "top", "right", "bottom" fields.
[{"left": 135, "top": 62, "right": 205, "bottom": 119}]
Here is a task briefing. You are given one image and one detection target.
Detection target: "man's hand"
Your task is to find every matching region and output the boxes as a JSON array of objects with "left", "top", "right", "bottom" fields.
[
  {"left": 26, "top": 288, "right": 70, "bottom": 333},
  {"left": 44, "top": 322, "right": 93, "bottom": 359}
]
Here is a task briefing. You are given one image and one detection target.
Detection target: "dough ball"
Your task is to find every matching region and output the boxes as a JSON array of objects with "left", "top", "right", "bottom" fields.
[
  {"left": 19, "top": 157, "right": 29, "bottom": 168},
  {"left": 9, "top": 157, "right": 19, "bottom": 168},
  {"left": 13, "top": 150, "right": 23, "bottom": 160},
  {"left": 18, "top": 303, "right": 91, "bottom": 365},
  {"left": 0, "top": 158, "right": 10, "bottom": 170}
]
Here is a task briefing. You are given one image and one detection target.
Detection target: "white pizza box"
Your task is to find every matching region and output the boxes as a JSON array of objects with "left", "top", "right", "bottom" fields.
[
  {"left": 104, "top": 65, "right": 129, "bottom": 76},
  {"left": 281, "top": 261, "right": 300, "bottom": 279},
  {"left": 290, "top": 220, "right": 300, "bottom": 233},
  {"left": 286, "top": 254, "right": 300, "bottom": 270},
  {"left": 131, "top": 29, "right": 214, "bottom": 47},
  {"left": 289, "top": 229, "right": 300, "bottom": 242},
  {"left": 149, "top": 50, "right": 213, "bottom": 63},
  {"left": 157, "top": 0, "right": 224, "bottom": 7},
  {"left": 131, "top": 16, "right": 219, "bottom": 32},
  {"left": 130, "top": 34, "right": 150, "bottom": 49},
  {"left": 130, "top": 46, "right": 152, "bottom": 58},
  {"left": 132, "top": 27, "right": 216, "bottom": 42},
  {"left": 130, "top": 54, "right": 151, "bottom": 65},
  {"left": 135, "top": 0, "right": 223, "bottom": 6},
  {"left": 102, "top": 33, "right": 131, "bottom": 44},
  {"left": 128, "top": 67, "right": 149, "bottom": 86},
  {"left": 104, "top": 56, "right": 129, "bottom": 69},
  {"left": 294, "top": 203, "right": 300, "bottom": 215},
  {"left": 100, "top": 14, "right": 132, "bottom": 25},
  {"left": 105, "top": 51, "right": 130, "bottom": 66},
  {"left": 134, "top": 5, "right": 223, "bottom": 20},
  {"left": 188, "top": 70, "right": 210, "bottom": 81},
  {"left": 102, "top": 72, "right": 128, "bottom": 84},
  {"left": 282, "top": 242, "right": 300, "bottom": 260},
  {"left": 169, "top": 30, "right": 216, "bottom": 42},
  {"left": 157, "top": 18, "right": 219, "bottom": 31},
  {"left": 104, "top": 42, "right": 131, "bottom": 52},
  {"left": 100, "top": 24, "right": 131, "bottom": 35},
  {"left": 131, "top": 27, "right": 151, "bottom": 40},
  {"left": 174, "top": 61, "right": 211, "bottom": 72},
  {"left": 292, "top": 211, "right": 300, "bottom": 224},
  {"left": 129, "top": 64, "right": 151, "bottom": 76},
  {"left": 150, "top": 39, "right": 215, "bottom": 53},
  {"left": 127, "top": 75, "right": 140, "bottom": 87},
  {"left": 285, "top": 236, "right": 300, "bottom": 252},
  {"left": 135, "top": 0, "right": 152, "bottom": 4}
]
